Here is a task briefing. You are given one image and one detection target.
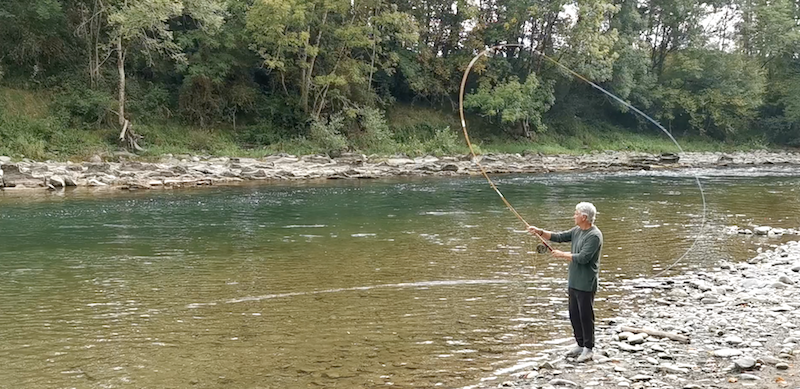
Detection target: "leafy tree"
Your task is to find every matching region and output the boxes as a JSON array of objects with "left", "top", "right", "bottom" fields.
[
  {"left": 105, "top": 0, "right": 225, "bottom": 126},
  {"left": 247, "top": 0, "right": 417, "bottom": 119},
  {"left": 653, "top": 50, "right": 765, "bottom": 138},
  {"left": 465, "top": 74, "right": 556, "bottom": 138},
  {"left": 607, "top": 0, "right": 656, "bottom": 113},
  {"left": 0, "top": 0, "right": 75, "bottom": 82}
]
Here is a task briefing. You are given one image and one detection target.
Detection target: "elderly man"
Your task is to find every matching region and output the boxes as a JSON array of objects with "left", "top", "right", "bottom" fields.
[{"left": 529, "top": 202, "right": 603, "bottom": 363}]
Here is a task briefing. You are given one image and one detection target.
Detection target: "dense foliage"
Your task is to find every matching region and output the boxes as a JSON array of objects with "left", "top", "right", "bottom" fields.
[{"left": 1, "top": 0, "right": 798, "bottom": 157}]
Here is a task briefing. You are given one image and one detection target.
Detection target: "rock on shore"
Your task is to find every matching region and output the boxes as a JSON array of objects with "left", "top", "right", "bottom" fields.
[
  {"left": 1, "top": 150, "right": 799, "bottom": 190},
  {"left": 470, "top": 240, "right": 800, "bottom": 389}
]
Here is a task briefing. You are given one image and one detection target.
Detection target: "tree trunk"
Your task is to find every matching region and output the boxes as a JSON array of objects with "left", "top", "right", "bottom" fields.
[{"left": 117, "top": 36, "right": 125, "bottom": 126}]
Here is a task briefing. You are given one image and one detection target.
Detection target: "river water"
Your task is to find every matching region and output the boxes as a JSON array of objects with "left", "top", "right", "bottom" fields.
[{"left": 1, "top": 167, "right": 799, "bottom": 388}]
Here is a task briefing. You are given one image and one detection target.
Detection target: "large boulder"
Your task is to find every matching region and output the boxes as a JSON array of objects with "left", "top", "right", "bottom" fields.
[{"left": 1, "top": 164, "right": 44, "bottom": 188}]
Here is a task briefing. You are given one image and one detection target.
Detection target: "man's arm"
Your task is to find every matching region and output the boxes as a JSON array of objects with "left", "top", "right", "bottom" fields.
[
  {"left": 571, "top": 235, "right": 601, "bottom": 264},
  {"left": 528, "top": 226, "right": 574, "bottom": 242},
  {"left": 527, "top": 226, "right": 552, "bottom": 240}
]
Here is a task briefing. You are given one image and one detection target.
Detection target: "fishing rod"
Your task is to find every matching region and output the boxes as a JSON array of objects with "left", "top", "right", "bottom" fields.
[
  {"left": 458, "top": 43, "right": 707, "bottom": 276},
  {"left": 457, "top": 48, "right": 554, "bottom": 253}
]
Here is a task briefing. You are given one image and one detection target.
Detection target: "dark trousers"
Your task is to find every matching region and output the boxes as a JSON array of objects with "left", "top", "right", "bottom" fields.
[{"left": 568, "top": 287, "right": 596, "bottom": 349}]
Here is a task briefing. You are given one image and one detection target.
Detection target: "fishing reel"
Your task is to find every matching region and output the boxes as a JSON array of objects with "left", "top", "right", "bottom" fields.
[{"left": 536, "top": 244, "right": 549, "bottom": 254}]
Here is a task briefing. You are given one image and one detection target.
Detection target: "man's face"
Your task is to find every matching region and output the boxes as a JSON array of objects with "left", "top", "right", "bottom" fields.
[{"left": 573, "top": 209, "right": 586, "bottom": 225}]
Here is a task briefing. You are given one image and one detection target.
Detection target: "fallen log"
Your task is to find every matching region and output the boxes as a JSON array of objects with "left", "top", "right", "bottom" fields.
[{"left": 620, "top": 326, "right": 690, "bottom": 344}]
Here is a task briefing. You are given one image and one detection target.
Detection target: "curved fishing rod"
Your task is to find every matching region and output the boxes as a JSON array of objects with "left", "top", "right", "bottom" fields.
[
  {"left": 458, "top": 45, "right": 553, "bottom": 253},
  {"left": 458, "top": 43, "right": 707, "bottom": 276}
]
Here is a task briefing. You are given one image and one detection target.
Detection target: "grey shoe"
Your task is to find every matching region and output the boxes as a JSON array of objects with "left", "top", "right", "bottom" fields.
[
  {"left": 565, "top": 346, "right": 583, "bottom": 358},
  {"left": 576, "top": 347, "right": 594, "bottom": 363}
]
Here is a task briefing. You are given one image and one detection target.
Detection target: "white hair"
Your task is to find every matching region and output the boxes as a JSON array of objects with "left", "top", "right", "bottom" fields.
[{"left": 576, "top": 202, "right": 597, "bottom": 224}]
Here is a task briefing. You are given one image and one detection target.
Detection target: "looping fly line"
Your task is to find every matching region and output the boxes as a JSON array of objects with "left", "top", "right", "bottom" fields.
[{"left": 458, "top": 43, "right": 707, "bottom": 277}]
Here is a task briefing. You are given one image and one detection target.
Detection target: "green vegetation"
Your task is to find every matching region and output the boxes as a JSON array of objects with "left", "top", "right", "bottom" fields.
[{"left": 0, "top": 0, "right": 798, "bottom": 161}]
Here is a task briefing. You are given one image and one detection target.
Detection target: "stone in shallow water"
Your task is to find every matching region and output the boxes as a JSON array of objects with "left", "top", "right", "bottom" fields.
[
  {"left": 776, "top": 363, "right": 789, "bottom": 370},
  {"left": 754, "top": 226, "right": 771, "bottom": 235}
]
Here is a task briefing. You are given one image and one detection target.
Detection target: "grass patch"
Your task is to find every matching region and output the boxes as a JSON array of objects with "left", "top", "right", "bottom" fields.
[
  {"left": 0, "top": 90, "right": 779, "bottom": 160},
  {"left": 0, "top": 87, "right": 50, "bottom": 119}
]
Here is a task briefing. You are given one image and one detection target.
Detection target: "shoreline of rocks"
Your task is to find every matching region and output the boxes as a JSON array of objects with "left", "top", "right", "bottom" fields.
[
  {"left": 1, "top": 150, "right": 799, "bottom": 191},
  {"left": 470, "top": 240, "right": 800, "bottom": 389}
]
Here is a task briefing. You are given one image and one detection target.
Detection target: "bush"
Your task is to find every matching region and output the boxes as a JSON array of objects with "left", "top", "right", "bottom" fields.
[
  {"left": 424, "top": 127, "right": 464, "bottom": 155},
  {"left": 0, "top": 110, "right": 52, "bottom": 159},
  {"left": 234, "top": 122, "right": 291, "bottom": 146},
  {"left": 309, "top": 114, "right": 349, "bottom": 155},
  {"left": 51, "top": 83, "right": 113, "bottom": 126},
  {"left": 128, "top": 81, "right": 174, "bottom": 122},
  {"left": 355, "top": 107, "right": 397, "bottom": 153}
]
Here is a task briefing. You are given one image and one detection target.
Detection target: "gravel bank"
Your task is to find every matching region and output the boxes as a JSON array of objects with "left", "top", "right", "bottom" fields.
[
  {"left": 1, "top": 150, "right": 799, "bottom": 190},
  {"left": 468, "top": 241, "right": 800, "bottom": 389}
]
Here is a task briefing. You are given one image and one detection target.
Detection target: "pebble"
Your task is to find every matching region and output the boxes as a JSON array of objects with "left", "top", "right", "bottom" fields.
[
  {"left": 759, "top": 356, "right": 780, "bottom": 365},
  {"left": 739, "top": 373, "right": 761, "bottom": 381},
  {"left": 660, "top": 364, "right": 689, "bottom": 374},
  {"left": 548, "top": 379, "right": 578, "bottom": 387},
  {"left": 733, "top": 357, "right": 756, "bottom": 370},
  {"left": 713, "top": 348, "right": 743, "bottom": 357},
  {"left": 724, "top": 335, "right": 743, "bottom": 345},
  {"left": 627, "top": 334, "right": 645, "bottom": 345}
]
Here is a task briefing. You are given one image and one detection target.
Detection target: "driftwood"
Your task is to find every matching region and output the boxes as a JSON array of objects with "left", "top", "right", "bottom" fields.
[
  {"left": 620, "top": 326, "right": 690, "bottom": 344},
  {"left": 118, "top": 119, "right": 144, "bottom": 152}
]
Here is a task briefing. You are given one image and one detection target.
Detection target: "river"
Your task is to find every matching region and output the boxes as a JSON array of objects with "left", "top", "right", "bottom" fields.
[{"left": 1, "top": 166, "right": 798, "bottom": 388}]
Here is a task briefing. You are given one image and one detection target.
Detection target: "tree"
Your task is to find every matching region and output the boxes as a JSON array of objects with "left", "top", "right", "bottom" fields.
[
  {"left": 0, "top": 0, "right": 76, "bottom": 82},
  {"left": 607, "top": 0, "right": 656, "bottom": 113},
  {"left": 104, "top": 0, "right": 225, "bottom": 127},
  {"left": 736, "top": 0, "right": 800, "bottom": 144},
  {"left": 247, "top": 0, "right": 417, "bottom": 119},
  {"left": 652, "top": 50, "right": 765, "bottom": 138},
  {"left": 465, "top": 74, "right": 556, "bottom": 138}
]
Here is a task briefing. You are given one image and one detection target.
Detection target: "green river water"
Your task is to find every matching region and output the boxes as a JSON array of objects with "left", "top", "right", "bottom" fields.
[{"left": 1, "top": 167, "right": 799, "bottom": 388}]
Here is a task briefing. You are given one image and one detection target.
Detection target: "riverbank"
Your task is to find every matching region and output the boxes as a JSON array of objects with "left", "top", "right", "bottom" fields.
[
  {"left": 468, "top": 241, "right": 800, "bottom": 389},
  {"left": 2, "top": 150, "right": 800, "bottom": 190}
]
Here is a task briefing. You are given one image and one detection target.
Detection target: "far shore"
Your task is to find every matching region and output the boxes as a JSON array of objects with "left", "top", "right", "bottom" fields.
[{"left": 1, "top": 150, "right": 799, "bottom": 191}]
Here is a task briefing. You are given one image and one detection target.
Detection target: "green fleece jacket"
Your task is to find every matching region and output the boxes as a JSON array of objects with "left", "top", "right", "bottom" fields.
[{"left": 550, "top": 226, "right": 603, "bottom": 292}]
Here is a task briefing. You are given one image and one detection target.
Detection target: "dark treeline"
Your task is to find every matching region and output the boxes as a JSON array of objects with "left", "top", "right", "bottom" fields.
[{"left": 0, "top": 0, "right": 798, "bottom": 155}]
